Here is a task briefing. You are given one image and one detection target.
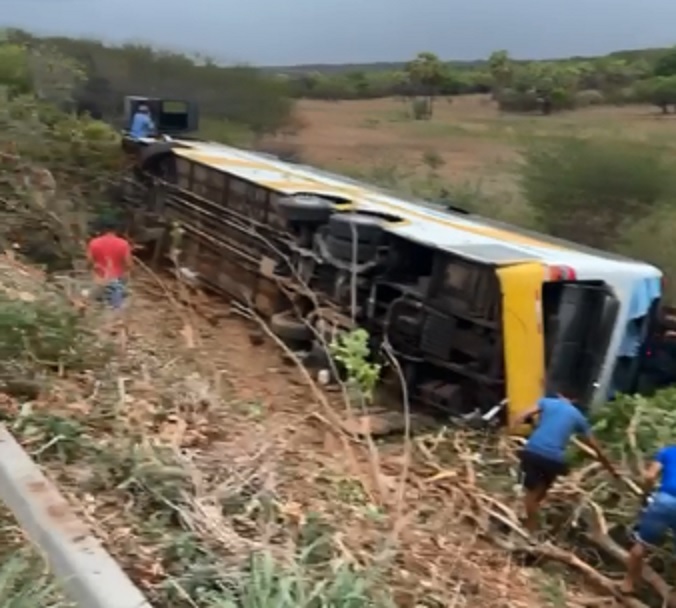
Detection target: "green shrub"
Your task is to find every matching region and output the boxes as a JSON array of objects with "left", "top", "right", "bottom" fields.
[
  {"left": 520, "top": 136, "right": 674, "bottom": 247},
  {"left": 0, "top": 291, "right": 104, "bottom": 371},
  {"left": 573, "top": 89, "right": 605, "bottom": 107},
  {"left": 633, "top": 76, "right": 676, "bottom": 113},
  {"left": 604, "top": 86, "right": 639, "bottom": 106},
  {"left": 214, "top": 550, "right": 392, "bottom": 608},
  {"left": 548, "top": 87, "right": 575, "bottom": 111},
  {"left": 1, "top": 95, "right": 120, "bottom": 183},
  {"left": 497, "top": 88, "right": 539, "bottom": 113},
  {"left": 619, "top": 204, "right": 676, "bottom": 301},
  {"left": 411, "top": 97, "right": 431, "bottom": 120},
  {"left": 0, "top": 553, "right": 70, "bottom": 607}
]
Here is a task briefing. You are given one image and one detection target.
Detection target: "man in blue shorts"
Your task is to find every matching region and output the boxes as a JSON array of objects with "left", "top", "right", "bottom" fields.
[
  {"left": 620, "top": 446, "right": 676, "bottom": 596},
  {"left": 510, "top": 393, "right": 619, "bottom": 534}
]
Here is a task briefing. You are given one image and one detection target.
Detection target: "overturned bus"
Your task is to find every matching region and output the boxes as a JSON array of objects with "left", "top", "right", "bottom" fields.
[{"left": 117, "top": 98, "right": 663, "bottom": 425}]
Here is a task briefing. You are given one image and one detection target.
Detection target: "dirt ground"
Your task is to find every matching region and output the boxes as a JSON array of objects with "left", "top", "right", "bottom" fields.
[
  {"left": 0, "top": 252, "right": 603, "bottom": 607},
  {"left": 124, "top": 274, "right": 548, "bottom": 607}
]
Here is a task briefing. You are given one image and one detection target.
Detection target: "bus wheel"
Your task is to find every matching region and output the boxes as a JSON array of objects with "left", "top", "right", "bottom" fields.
[
  {"left": 329, "top": 213, "right": 385, "bottom": 243},
  {"left": 326, "top": 235, "right": 379, "bottom": 264},
  {"left": 270, "top": 310, "right": 313, "bottom": 344},
  {"left": 277, "top": 195, "right": 333, "bottom": 223}
]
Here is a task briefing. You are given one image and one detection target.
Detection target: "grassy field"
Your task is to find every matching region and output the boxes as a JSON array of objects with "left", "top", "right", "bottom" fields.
[
  {"left": 262, "top": 95, "right": 676, "bottom": 222},
  {"left": 290, "top": 94, "right": 676, "bottom": 175}
]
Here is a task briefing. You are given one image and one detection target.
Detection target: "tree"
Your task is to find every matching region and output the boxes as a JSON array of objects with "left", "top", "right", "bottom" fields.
[
  {"left": 0, "top": 43, "right": 31, "bottom": 96},
  {"left": 1, "top": 31, "right": 297, "bottom": 138},
  {"left": 498, "top": 62, "right": 577, "bottom": 114},
  {"left": 635, "top": 76, "right": 676, "bottom": 113},
  {"left": 487, "top": 50, "right": 513, "bottom": 98},
  {"left": 654, "top": 47, "right": 676, "bottom": 77},
  {"left": 521, "top": 137, "right": 673, "bottom": 248},
  {"left": 404, "top": 51, "right": 448, "bottom": 119}
]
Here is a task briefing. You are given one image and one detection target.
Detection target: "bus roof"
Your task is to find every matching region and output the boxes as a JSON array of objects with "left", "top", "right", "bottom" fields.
[{"left": 165, "top": 138, "right": 660, "bottom": 277}]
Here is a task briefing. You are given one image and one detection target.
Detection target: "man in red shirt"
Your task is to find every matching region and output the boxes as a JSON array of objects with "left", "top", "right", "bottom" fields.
[{"left": 86, "top": 220, "right": 132, "bottom": 309}]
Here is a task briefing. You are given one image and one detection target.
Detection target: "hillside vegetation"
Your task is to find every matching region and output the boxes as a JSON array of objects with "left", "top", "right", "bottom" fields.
[
  {"left": 278, "top": 47, "right": 676, "bottom": 116},
  {"left": 7, "top": 27, "right": 676, "bottom": 125},
  {"left": 3, "top": 30, "right": 676, "bottom": 289},
  {"left": 3, "top": 30, "right": 676, "bottom": 607}
]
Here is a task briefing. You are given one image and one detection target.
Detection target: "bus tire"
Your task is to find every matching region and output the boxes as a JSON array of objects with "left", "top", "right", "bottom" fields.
[
  {"left": 326, "top": 235, "right": 378, "bottom": 263},
  {"left": 270, "top": 311, "right": 313, "bottom": 343},
  {"left": 139, "top": 142, "right": 177, "bottom": 178},
  {"left": 304, "top": 340, "right": 333, "bottom": 369},
  {"left": 328, "top": 213, "right": 385, "bottom": 243},
  {"left": 277, "top": 196, "right": 333, "bottom": 223}
]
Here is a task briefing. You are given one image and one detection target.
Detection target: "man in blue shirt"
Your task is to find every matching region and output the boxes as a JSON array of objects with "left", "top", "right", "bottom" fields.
[
  {"left": 129, "top": 104, "right": 155, "bottom": 139},
  {"left": 510, "top": 393, "right": 619, "bottom": 534},
  {"left": 620, "top": 446, "right": 676, "bottom": 596}
]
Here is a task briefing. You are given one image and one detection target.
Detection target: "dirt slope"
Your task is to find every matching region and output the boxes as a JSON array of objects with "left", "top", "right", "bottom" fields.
[
  {"left": 0, "top": 255, "right": 619, "bottom": 607},
  {"left": 118, "top": 271, "right": 597, "bottom": 607}
]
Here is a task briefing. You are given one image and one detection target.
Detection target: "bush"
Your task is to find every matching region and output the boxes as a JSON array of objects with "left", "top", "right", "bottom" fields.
[
  {"left": 497, "top": 87, "right": 575, "bottom": 114},
  {"left": 0, "top": 553, "right": 68, "bottom": 607},
  {"left": 633, "top": 76, "right": 676, "bottom": 113},
  {"left": 574, "top": 89, "right": 605, "bottom": 107},
  {"left": 411, "top": 97, "right": 431, "bottom": 120},
  {"left": 520, "top": 137, "right": 674, "bottom": 247},
  {"left": 497, "top": 88, "right": 539, "bottom": 113},
  {"left": 1, "top": 95, "right": 121, "bottom": 182},
  {"left": 619, "top": 204, "right": 676, "bottom": 301},
  {"left": 0, "top": 290, "right": 105, "bottom": 372},
  {"left": 218, "top": 551, "right": 392, "bottom": 608},
  {"left": 548, "top": 87, "right": 575, "bottom": 111}
]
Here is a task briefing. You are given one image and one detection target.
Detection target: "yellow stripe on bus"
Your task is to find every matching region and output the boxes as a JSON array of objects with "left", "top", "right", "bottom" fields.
[
  {"left": 176, "top": 147, "right": 567, "bottom": 252},
  {"left": 175, "top": 150, "right": 268, "bottom": 170}
]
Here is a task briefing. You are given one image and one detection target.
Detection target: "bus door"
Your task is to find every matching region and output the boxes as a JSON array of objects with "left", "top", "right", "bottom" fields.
[{"left": 544, "top": 282, "right": 619, "bottom": 408}]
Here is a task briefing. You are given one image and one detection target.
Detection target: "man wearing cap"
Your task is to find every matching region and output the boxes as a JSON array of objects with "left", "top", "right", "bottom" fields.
[{"left": 129, "top": 104, "right": 155, "bottom": 139}]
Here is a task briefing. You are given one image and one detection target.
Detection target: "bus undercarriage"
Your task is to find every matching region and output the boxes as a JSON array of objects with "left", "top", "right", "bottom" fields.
[
  {"left": 117, "top": 138, "right": 625, "bottom": 422},
  {"left": 118, "top": 140, "right": 509, "bottom": 419}
]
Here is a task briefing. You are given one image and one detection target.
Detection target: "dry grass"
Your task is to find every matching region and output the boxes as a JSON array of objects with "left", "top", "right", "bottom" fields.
[
  {"left": 264, "top": 95, "right": 676, "bottom": 217},
  {"left": 0, "top": 252, "right": 653, "bottom": 607},
  {"left": 0, "top": 253, "right": 603, "bottom": 607},
  {"left": 288, "top": 95, "right": 676, "bottom": 170}
]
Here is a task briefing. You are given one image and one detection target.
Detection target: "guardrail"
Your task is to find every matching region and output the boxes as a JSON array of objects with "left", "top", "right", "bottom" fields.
[{"left": 0, "top": 426, "right": 152, "bottom": 608}]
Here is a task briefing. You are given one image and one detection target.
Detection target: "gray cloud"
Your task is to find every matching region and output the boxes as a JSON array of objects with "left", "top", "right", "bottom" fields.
[{"left": 2, "top": 0, "right": 675, "bottom": 65}]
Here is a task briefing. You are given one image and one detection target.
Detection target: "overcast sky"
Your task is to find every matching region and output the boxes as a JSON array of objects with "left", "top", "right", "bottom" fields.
[{"left": 3, "top": 0, "right": 676, "bottom": 66}]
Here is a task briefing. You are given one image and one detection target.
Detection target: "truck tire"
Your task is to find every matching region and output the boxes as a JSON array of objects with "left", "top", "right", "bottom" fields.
[
  {"left": 329, "top": 213, "right": 385, "bottom": 243},
  {"left": 270, "top": 311, "right": 313, "bottom": 343},
  {"left": 277, "top": 195, "right": 333, "bottom": 223},
  {"left": 326, "top": 235, "right": 378, "bottom": 263}
]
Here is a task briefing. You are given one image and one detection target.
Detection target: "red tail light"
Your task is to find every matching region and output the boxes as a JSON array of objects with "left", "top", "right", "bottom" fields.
[{"left": 549, "top": 265, "right": 577, "bottom": 281}]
